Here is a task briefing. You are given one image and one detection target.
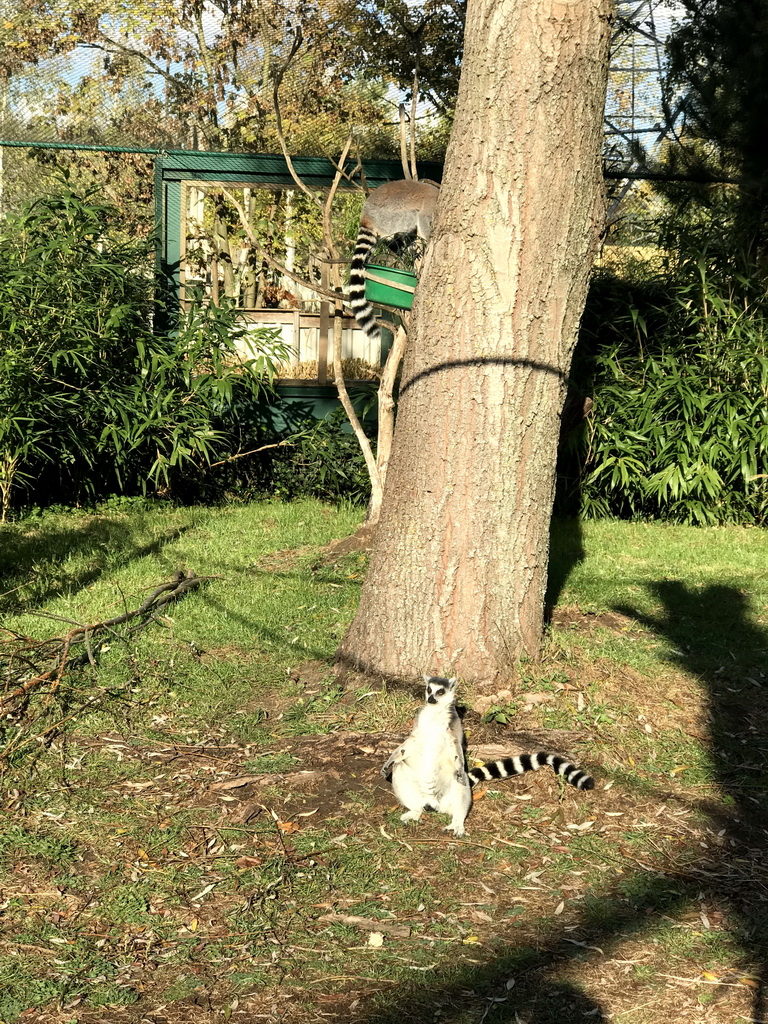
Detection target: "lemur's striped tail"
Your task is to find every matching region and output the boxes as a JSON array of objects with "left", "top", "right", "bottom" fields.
[
  {"left": 347, "top": 226, "right": 380, "bottom": 344},
  {"left": 468, "top": 753, "right": 594, "bottom": 791}
]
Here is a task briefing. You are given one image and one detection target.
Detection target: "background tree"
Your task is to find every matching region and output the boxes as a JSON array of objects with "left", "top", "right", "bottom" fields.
[
  {"left": 338, "top": 0, "right": 465, "bottom": 119},
  {"left": 1, "top": 0, "right": 425, "bottom": 157},
  {"left": 0, "top": 0, "right": 422, "bottom": 225},
  {"left": 555, "top": 1, "right": 768, "bottom": 532},
  {"left": 338, "top": 0, "right": 613, "bottom": 685},
  {"left": 660, "top": 0, "right": 768, "bottom": 272}
]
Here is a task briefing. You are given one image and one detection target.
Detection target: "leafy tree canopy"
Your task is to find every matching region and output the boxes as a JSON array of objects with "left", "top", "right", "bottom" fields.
[
  {"left": 1, "top": 0, "right": 456, "bottom": 157},
  {"left": 661, "top": 0, "right": 768, "bottom": 271}
]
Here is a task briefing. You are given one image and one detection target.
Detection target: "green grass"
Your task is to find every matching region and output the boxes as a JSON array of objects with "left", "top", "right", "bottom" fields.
[
  {"left": 551, "top": 518, "right": 768, "bottom": 606},
  {"left": 0, "top": 502, "right": 766, "bottom": 1024},
  {"left": 549, "top": 519, "right": 768, "bottom": 678}
]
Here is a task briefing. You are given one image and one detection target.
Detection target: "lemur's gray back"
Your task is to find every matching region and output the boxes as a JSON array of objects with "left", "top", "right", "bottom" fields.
[{"left": 348, "top": 180, "right": 439, "bottom": 345}]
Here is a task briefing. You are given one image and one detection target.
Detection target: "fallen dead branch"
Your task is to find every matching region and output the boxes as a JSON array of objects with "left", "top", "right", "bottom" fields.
[{"left": 0, "top": 569, "right": 211, "bottom": 767}]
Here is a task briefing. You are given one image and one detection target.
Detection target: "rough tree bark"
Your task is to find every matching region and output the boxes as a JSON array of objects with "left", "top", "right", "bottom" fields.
[{"left": 337, "top": 0, "right": 613, "bottom": 686}]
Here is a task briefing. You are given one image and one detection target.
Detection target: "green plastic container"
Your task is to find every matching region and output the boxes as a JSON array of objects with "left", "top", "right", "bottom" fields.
[{"left": 365, "top": 264, "right": 418, "bottom": 310}]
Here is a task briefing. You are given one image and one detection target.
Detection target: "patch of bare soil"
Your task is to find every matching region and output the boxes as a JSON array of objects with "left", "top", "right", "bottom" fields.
[
  {"left": 80, "top": 723, "right": 599, "bottom": 828},
  {"left": 207, "top": 731, "right": 401, "bottom": 822},
  {"left": 313, "top": 523, "right": 377, "bottom": 562},
  {"left": 551, "top": 606, "right": 645, "bottom": 634},
  {"left": 289, "top": 659, "right": 335, "bottom": 690},
  {"left": 462, "top": 705, "right": 593, "bottom": 750},
  {"left": 252, "top": 544, "right": 317, "bottom": 573}
]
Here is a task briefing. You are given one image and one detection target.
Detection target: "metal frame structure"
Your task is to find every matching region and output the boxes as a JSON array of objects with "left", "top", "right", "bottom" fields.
[{"left": 155, "top": 150, "right": 442, "bottom": 424}]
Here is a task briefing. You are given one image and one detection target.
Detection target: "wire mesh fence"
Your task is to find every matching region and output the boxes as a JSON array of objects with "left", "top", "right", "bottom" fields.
[{"left": 0, "top": 0, "right": 720, "bottom": 271}]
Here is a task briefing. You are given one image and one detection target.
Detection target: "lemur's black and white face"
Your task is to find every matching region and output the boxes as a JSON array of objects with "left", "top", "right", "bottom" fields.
[{"left": 423, "top": 675, "right": 458, "bottom": 706}]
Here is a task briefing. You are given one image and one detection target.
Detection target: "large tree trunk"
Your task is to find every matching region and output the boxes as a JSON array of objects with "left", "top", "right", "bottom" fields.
[{"left": 337, "top": 0, "right": 612, "bottom": 686}]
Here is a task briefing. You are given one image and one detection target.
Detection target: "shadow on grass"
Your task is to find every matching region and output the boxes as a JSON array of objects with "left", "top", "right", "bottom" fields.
[
  {"left": 0, "top": 519, "right": 191, "bottom": 615},
  {"left": 545, "top": 517, "right": 585, "bottom": 613},
  {"left": 614, "top": 580, "right": 768, "bottom": 1023},
  {"left": 200, "top": 592, "right": 335, "bottom": 665},
  {"left": 342, "top": 579, "right": 768, "bottom": 1023}
]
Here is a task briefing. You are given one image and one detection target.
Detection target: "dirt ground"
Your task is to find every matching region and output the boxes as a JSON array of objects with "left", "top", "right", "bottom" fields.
[{"left": 8, "top": 608, "right": 765, "bottom": 1024}]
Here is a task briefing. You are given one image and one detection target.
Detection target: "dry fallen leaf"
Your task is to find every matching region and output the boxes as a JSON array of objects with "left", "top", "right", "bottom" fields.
[
  {"left": 210, "top": 776, "right": 264, "bottom": 791},
  {"left": 522, "top": 692, "right": 553, "bottom": 706},
  {"left": 190, "top": 883, "right": 217, "bottom": 902},
  {"left": 235, "top": 856, "right": 262, "bottom": 868}
]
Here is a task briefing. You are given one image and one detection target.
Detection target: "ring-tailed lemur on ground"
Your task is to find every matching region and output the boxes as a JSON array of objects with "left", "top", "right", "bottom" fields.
[
  {"left": 381, "top": 676, "right": 594, "bottom": 838},
  {"left": 348, "top": 179, "right": 439, "bottom": 345}
]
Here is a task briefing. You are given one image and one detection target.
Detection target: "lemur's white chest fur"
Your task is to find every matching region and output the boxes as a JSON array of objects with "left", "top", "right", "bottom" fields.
[{"left": 382, "top": 676, "right": 595, "bottom": 838}]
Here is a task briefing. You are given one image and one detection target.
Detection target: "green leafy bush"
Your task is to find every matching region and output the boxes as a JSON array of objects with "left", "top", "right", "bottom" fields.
[
  {"left": 181, "top": 408, "right": 374, "bottom": 507},
  {"left": 269, "top": 410, "right": 373, "bottom": 505},
  {"left": 564, "top": 260, "right": 768, "bottom": 524},
  {"left": 0, "top": 185, "right": 285, "bottom": 517}
]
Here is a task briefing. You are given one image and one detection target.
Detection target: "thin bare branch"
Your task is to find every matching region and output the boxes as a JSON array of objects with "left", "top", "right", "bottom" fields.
[
  {"left": 0, "top": 571, "right": 208, "bottom": 711},
  {"left": 219, "top": 187, "right": 344, "bottom": 307},
  {"left": 399, "top": 104, "right": 413, "bottom": 180},
  {"left": 410, "top": 75, "right": 420, "bottom": 180},
  {"left": 373, "top": 323, "right": 409, "bottom": 523},
  {"left": 208, "top": 439, "right": 296, "bottom": 468},
  {"left": 326, "top": 149, "right": 365, "bottom": 192},
  {"left": 271, "top": 28, "right": 324, "bottom": 213},
  {"left": 331, "top": 310, "right": 382, "bottom": 507},
  {"left": 322, "top": 135, "right": 355, "bottom": 264}
]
